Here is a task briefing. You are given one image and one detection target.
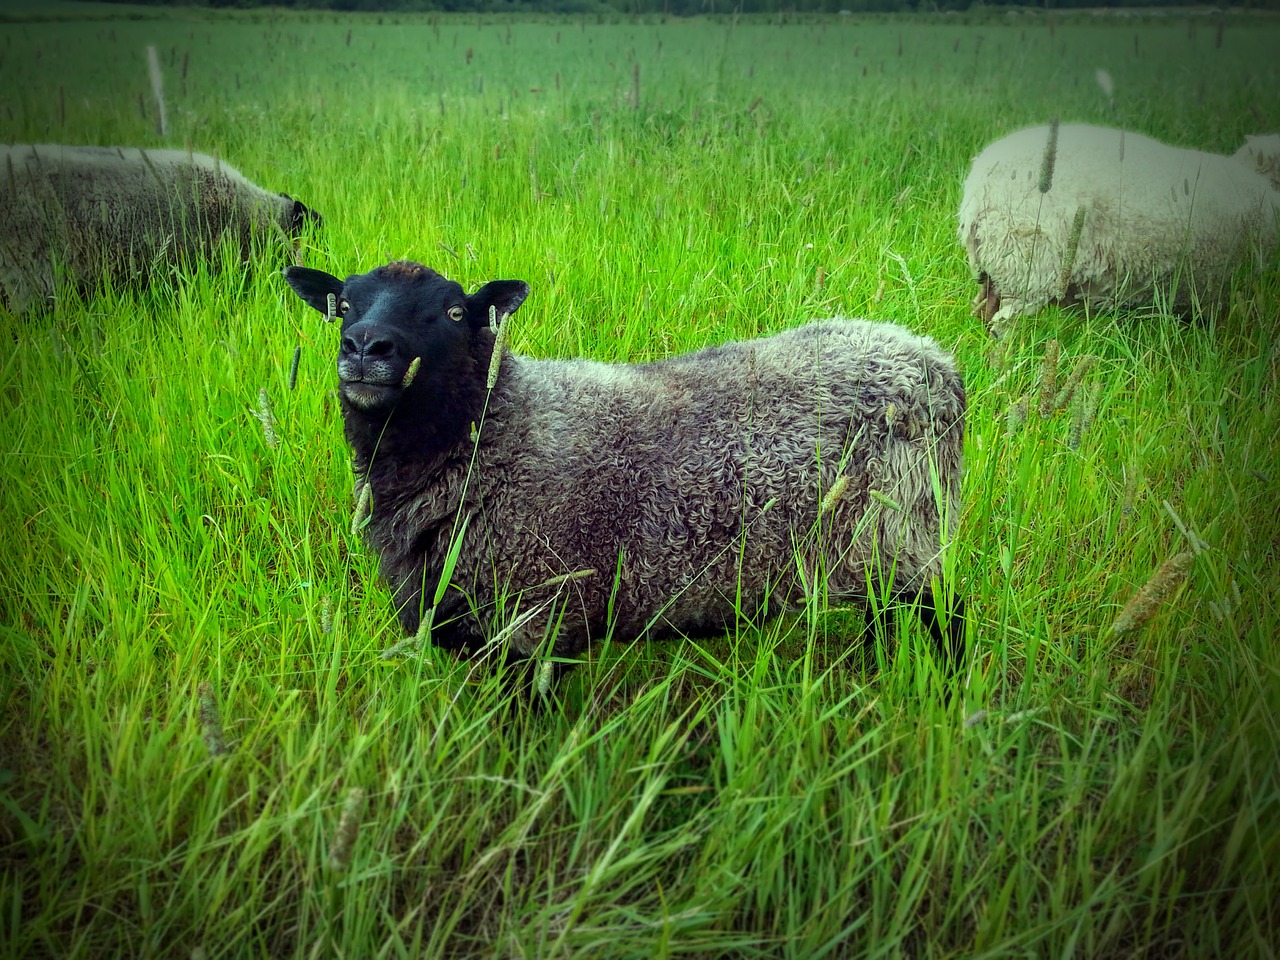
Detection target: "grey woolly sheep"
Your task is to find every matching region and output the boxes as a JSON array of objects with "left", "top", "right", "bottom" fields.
[
  {"left": 1, "top": 143, "right": 320, "bottom": 313},
  {"left": 958, "top": 124, "right": 1280, "bottom": 333},
  {"left": 284, "top": 261, "right": 966, "bottom": 673}
]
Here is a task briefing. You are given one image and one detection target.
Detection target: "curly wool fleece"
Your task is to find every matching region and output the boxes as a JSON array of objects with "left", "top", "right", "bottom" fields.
[
  {"left": 286, "top": 262, "right": 965, "bottom": 660},
  {"left": 958, "top": 124, "right": 1280, "bottom": 329},
  {"left": 1, "top": 143, "right": 317, "bottom": 312}
]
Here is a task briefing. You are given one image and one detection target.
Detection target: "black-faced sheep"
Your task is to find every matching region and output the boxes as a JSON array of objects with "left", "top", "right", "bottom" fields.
[
  {"left": 958, "top": 124, "right": 1280, "bottom": 333},
  {"left": 284, "top": 261, "right": 966, "bottom": 671},
  {"left": 1, "top": 143, "right": 320, "bottom": 313}
]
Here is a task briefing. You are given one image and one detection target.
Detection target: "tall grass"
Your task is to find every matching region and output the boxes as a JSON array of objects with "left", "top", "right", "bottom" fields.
[{"left": 2, "top": 4, "right": 1278, "bottom": 957}]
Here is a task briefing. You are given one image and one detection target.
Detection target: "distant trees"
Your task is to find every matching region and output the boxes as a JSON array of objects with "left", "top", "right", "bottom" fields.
[{"left": 93, "top": 0, "right": 1280, "bottom": 13}]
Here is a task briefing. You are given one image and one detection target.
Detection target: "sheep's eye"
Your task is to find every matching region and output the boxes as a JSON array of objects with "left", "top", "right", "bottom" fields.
[{"left": 447, "top": 305, "right": 465, "bottom": 323}]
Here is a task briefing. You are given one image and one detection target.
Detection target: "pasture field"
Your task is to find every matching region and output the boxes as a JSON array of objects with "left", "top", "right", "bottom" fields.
[{"left": 2, "top": 4, "right": 1279, "bottom": 957}]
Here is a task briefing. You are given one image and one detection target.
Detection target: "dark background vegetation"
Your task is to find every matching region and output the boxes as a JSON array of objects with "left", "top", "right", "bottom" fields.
[{"left": 94, "top": 0, "right": 1280, "bottom": 15}]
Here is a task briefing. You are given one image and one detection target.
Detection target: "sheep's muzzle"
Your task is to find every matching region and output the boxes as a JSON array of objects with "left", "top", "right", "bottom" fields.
[{"left": 338, "top": 322, "right": 410, "bottom": 411}]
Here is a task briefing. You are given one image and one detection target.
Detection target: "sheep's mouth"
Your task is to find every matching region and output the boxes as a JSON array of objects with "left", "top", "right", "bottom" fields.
[{"left": 340, "top": 379, "right": 401, "bottom": 411}]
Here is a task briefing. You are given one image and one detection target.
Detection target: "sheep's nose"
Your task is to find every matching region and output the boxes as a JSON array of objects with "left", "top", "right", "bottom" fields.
[
  {"left": 363, "top": 336, "right": 394, "bottom": 357},
  {"left": 340, "top": 329, "right": 395, "bottom": 359}
]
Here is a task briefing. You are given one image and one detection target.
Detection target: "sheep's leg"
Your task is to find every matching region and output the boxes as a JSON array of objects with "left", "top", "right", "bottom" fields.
[
  {"left": 915, "top": 590, "right": 966, "bottom": 665},
  {"left": 971, "top": 272, "right": 1001, "bottom": 323},
  {"left": 863, "top": 587, "right": 966, "bottom": 670},
  {"left": 392, "top": 579, "right": 427, "bottom": 637}
]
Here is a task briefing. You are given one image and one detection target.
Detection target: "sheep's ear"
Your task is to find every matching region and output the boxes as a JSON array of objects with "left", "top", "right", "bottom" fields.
[
  {"left": 283, "top": 196, "right": 322, "bottom": 231},
  {"left": 283, "top": 266, "right": 344, "bottom": 314},
  {"left": 467, "top": 280, "right": 529, "bottom": 328}
]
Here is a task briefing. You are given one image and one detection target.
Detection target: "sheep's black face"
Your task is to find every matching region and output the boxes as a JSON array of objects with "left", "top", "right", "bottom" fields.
[
  {"left": 283, "top": 195, "right": 322, "bottom": 232},
  {"left": 283, "top": 261, "right": 529, "bottom": 418},
  {"left": 333, "top": 265, "right": 470, "bottom": 414}
]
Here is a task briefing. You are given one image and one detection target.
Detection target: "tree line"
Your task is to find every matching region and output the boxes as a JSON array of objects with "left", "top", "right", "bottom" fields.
[{"left": 95, "top": 0, "right": 1280, "bottom": 14}]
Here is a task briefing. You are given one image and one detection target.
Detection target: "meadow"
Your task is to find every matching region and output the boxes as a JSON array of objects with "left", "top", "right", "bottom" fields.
[{"left": 1, "top": 3, "right": 1278, "bottom": 957}]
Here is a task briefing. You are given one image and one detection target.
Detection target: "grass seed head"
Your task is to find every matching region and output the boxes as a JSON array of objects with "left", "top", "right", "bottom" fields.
[
  {"left": 414, "top": 606, "right": 435, "bottom": 644},
  {"left": 1122, "top": 467, "right": 1140, "bottom": 517},
  {"left": 1039, "top": 339, "right": 1060, "bottom": 419},
  {"left": 1054, "top": 354, "right": 1098, "bottom": 412},
  {"left": 1068, "top": 391, "right": 1086, "bottom": 450},
  {"left": 1006, "top": 395, "right": 1030, "bottom": 439},
  {"left": 327, "top": 787, "right": 366, "bottom": 873},
  {"left": 255, "top": 387, "right": 278, "bottom": 449},
  {"left": 381, "top": 632, "right": 429, "bottom": 662},
  {"left": 198, "top": 682, "right": 227, "bottom": 757},
  {"left": 540, "top": 568, "right": 598, "bottom": 588},
  {"left": 401, "top": 356, "right": 421, "bottom": 389},
  {"left": 1080, "top": 379, "right": 1102, "bottom": 437},
  {"left": 1111, "top": 551, "right": 1194, "bottom": 635},
  {"left": 486, "top": 306, "right": 510, "bottom": 390},
  {"left": 1095, "top": 68, "right": 1114, "bottom": 104},
  {"left": 536, "top": 659, "right": 555, "bottom": 697},
  {"left": 146, "top": 44, "right": 167, "bottom": 136},
  {"left": 1162, "top": 499, "right": 1209, "bottom": 555},
  {"left": 869, "top": 488, "right": 903, "bottom": 512},
  {"left": 320, "top": 594, "right": 332, "bottom": 634},
  {"left": 287, "top": 345, "right": 301, "bottom": 391},
  {"left": 1038, "top": 117, "right": 1059, "bottom": 193},
  {"left": 352, "top": 482, "right": 371, "bottom": 537},
  {"left": 820, "top": 475, "right": 850, "bottom": 514},
  {"left": 1059, "top": 205, "right": 1087, "bottom": 297}
]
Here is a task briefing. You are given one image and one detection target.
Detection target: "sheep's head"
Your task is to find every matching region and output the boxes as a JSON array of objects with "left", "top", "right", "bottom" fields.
[
  {"left": 280, "top": 194, "right": 323, "bottom": 232},
  {"left": 283, "top": 261, "right": 528, "bottom": 418}
]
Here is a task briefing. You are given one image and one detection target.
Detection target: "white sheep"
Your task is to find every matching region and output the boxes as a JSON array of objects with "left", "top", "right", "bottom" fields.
[
  {"left": 1, "top": 143, "right": 320, "bottom": 313},
  {"left": 957, "top": 123, "right": 1280, "bottom": 332}
]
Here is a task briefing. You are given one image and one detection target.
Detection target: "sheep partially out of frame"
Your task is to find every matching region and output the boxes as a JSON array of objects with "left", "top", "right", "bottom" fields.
[
  {"left": 1, "top": 143, "right": 320, "bottom": 313},
  {"left": 958, "top": 123, "right": 1280, "bottom": 333},
  {"left": 284, "top": 261, "right": 966, "bottom": 674}
]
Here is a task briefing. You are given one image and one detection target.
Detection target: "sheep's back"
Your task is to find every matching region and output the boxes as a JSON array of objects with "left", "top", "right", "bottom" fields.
[
  {"left": 459, "top": 319, "right": 963, "bottom": 654},
  {"left": 1, "top": 144, "right": 290, "bottom": 309},
  {"left": 959, "top": 124, "right": 1279, "bottom": 311}
]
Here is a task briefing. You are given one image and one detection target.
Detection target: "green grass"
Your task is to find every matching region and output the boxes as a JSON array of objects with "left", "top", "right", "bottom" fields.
[{"left": 2, "top": 5, "right": 1279, "bottom": 958}]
